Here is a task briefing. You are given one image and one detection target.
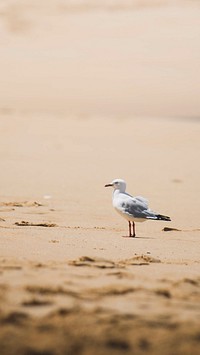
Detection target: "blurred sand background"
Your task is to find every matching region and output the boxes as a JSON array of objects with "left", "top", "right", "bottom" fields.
[{"left": 0, "top": 1, "right": 200, "bottom": 354}]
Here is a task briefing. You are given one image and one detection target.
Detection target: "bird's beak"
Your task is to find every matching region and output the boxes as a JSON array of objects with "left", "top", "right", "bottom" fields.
[{"left": 104, "top": 183, "right": 113, "bottom": 187}]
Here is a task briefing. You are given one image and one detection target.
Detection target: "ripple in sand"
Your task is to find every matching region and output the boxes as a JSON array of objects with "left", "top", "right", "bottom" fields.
[
  {"left": 0, "top": 201, "right": 42, "bottom": 207},
  {"left": 15, "top": 221, "right": 57, "bottom": 227},
  {"left": 69, "top": 256, "right": 118, "bottom": 269},
  {"left": 121, "top": 255, "right": 161, "bottom": 266}
]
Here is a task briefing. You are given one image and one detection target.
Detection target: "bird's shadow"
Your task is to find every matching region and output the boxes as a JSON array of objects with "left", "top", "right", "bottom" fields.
[{"left": 121, "top": 235, "right": 156, "bottom": 239}]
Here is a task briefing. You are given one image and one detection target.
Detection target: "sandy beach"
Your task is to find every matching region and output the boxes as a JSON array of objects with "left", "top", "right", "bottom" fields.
[{"left": 0, "top": 1, "right": 200, "bottom": 354}]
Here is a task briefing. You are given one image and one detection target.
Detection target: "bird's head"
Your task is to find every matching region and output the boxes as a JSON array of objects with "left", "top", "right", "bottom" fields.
[{"left": 105, "top": 179, "right": 126, "bottom": 192}]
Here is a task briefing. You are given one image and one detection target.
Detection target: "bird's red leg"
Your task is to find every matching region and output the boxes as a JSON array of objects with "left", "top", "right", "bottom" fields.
[
  {"left": 128, "top": 221, "right": 132, "bottom": 237},
  {"left": 132, "top": 222, "right": 136, "bottom": 237}
]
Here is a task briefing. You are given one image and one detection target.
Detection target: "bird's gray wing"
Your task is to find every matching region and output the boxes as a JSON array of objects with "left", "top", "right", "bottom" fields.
[
  {"left": 134, "top": 196, "right": 149, "bottom": 209},
  {"left": 122, "top": 197, "right": 156, "bottom": 219}
]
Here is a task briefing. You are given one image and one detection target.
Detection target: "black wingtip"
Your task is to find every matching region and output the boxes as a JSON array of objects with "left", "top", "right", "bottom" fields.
[{"left": 157, "top": 214, "right": 171, "bottom": 221}]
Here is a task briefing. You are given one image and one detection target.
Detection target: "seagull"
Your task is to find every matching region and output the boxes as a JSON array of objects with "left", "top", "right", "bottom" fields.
[{"left": 105, "top": 178, "right": 171, "bottom": 237}]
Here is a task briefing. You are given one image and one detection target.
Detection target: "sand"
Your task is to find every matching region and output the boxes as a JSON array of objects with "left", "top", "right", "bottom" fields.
[{"left": 0, "top": 1, "right": 200, "bottom": 355}]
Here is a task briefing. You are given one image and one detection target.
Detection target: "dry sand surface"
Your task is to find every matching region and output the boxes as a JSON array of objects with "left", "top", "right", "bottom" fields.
[{"left": 0, "top": 1, "right": 200, "bottom": 355}]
